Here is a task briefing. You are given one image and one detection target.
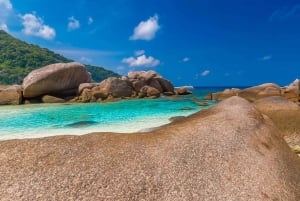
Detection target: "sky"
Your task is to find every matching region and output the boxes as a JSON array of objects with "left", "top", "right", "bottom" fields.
[{"left": 0, "top": 0, "right": 300, "bottom": 86}]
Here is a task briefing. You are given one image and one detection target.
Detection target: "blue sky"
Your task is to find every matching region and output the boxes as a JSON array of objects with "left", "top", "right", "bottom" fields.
[{"left": 0, "top": 0, "right": 299, "bottom": 86}]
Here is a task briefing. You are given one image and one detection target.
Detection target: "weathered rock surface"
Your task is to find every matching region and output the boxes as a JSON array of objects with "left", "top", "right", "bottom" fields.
[
  {"left": 282, "top": 79, "right": 300, "bottom": 102},
  {"left": 176, "top": 87, "right": 192, "bottom": 95},
  {"left": 254, "top": 96, "right": 300, "bottom": 153},
  {"left": 0, "top": 85, "right": 22, "bottom": 105},
  {"left": 41, "top": 95, "right": 65, "bottom": 103},
  {"left": 128, "top": 70, "right": 159, "bottom": 81},
  {"left": 238, "top": 83, "right": 281, "bottom": 101},
  {"left": 139, "top": 85, "right": 160, "bottom": 98},
  {"left": 23, "top": 62, "right": 91, "bottom": 98},
  {"left": 75, "top": 71, "right": 176, "bottom": 102},
  {"left": 207, "top": 88, "right": 240, "bottom": 101},
  {"left": 156, "top": 78, "right": 175, "bottom": 94},
  {"left": 98, "top": 77, "right": 133, "bottom": 98},
  {"left": 207, "top": 83, "right": 282, "bottom": 102},
  {"left": 78, "top": 83, "right": 97, "bottom": 95},
  {"left": 0, "top": 97, "right": 299, "bottom": 200}
]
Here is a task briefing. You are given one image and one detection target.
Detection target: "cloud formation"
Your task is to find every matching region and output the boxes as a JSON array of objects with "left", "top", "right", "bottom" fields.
[
  {"left": 88, "top": 17, "right": 93, "bottom": 25},
  {"left": 182, "top": 57, "right": 190, "bottom": 62},
  {"left": 122, "top": 54, "right": 160, "bottom": 67},
  {"left": 201, "top": 70, "right": 210, "bottom": 76},
  {"left": 0, "top": 0, "right": 13, "bottom": 31},
  {"left": 80, "top": 56, "right": 92, "bottom": 63},
  {"left": 269, "top": 4, "right": 300, "bottom": 21},
  {"left": 0, "top": 0, "right": 12, "bottom": 9},
  {"left": 130, "top": 15, "right": 160, "bottom": 41},
  {"left": 260, "top": 55, "right": 272, "bottom": 61},
  {"left": 68, "top": 16, "right": 80, "bottom": 31},
  {"left": 21, "top": 13, "right": 56, "bottom": 40}
]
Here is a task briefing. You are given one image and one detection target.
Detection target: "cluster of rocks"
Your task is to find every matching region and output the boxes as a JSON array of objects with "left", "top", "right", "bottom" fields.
[
  {"left": 205, "top": 80, "right": 300, "bottom": 103},
  {"left": 75, "top": 70, "right": 176, "bottom": 103},
  {"left": 0, "top": 62, "right": 190, "bottom": 105}
]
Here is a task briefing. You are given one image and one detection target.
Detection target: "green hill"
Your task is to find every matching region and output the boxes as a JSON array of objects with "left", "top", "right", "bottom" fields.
[{"left": 0, "top": 30, "right": 120, "bottom": 84}]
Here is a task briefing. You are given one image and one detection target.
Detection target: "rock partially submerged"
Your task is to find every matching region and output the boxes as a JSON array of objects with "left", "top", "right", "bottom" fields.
[
  {"left": 0, "top": 96, "right": 299, "bottom": 200},
  {"left": 0, "top": 64, "right": 181, "bottom": 105},
  {"left": 77, "top": 71, "right": 175, "bottom": 102}
]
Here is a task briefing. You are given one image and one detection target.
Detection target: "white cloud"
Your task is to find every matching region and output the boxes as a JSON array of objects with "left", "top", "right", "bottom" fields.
[
  {"left": 68, "top": 16, "right": 80, "bottom": 31},
  {"left": 21, "top": 13, "right": 56, "bottom": 40},
  {"left": 270, "top": 4, "right": 300, "bottom": 21},
  {"left": 0, "top": 0, "right": 13, "bottom": 31},
  {"left": 0, "top": 23, "right": 8, "bottom": 31},
  {"left": 130, "top": 14, "right": 160, "bottom": 41},
  {"left": 260, "top": 55, "right": 272, "bottom": 61},
  {"left": 201, "top": 70, "right": 210, "bottom": 76},
  {"left": 122, "top": 54, "right": 160, "bottom": 67},
  {"left": 88, "top": 17, "right": 93, "bottom": 25},
  {"left": 134, "top": 50, "right": 145, "bottom": 56},
  {"left": 80, "top": 56, "right": 92, "bottom": 63},
  {"left": 0, "top": 0, "right": 12, "bottom": 10},
  {"left": 182, "top": 57, "right": 190, "bottom": 62}
]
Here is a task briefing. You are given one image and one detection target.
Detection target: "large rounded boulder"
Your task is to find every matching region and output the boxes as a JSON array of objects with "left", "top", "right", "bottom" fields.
[
  {"left": 98, "top": 77, "right": 133, "bottom": 98},
  {"left": 22, "top": 62, "right": 91, "bottom": 98}
]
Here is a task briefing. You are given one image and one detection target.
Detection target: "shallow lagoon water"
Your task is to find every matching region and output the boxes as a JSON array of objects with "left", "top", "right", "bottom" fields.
[{"left": 0, "top": 87, "right": 221, "bottom": 140}]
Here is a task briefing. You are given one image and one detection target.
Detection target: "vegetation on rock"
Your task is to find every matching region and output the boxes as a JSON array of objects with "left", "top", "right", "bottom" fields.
[{"left": 0, "top": 30, "right": 119, "bottom": 84}]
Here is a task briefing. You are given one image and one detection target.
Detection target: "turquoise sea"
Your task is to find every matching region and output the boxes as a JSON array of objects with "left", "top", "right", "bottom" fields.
[{"left": 0, "top": 87, "right": 227, "bottom": 140}]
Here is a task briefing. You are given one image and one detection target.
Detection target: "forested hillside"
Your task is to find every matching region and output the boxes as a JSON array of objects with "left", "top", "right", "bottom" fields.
[{"left": 0, "top": 30, "right": 119, "bottom": 84}]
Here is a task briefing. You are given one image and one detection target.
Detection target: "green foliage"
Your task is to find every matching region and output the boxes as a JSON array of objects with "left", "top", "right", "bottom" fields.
[
  {"left": 0, "top": 30, "right": 120, "bottom": 84},
  {"left": 85, "top": 65, "right": 119, "bottom": 82}
]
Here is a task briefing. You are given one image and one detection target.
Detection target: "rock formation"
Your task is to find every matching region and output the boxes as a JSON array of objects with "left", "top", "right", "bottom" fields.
[
  {"left": 176, "top": 87, "right": 192, "bottom": 95},
  {"left": 0, "top": 85, "right": 22, "bottom": 105},
  {"left": 206, "top": 81, "right": 300, "bottom": 103},
  {"left": 0, "top": 97, "right": 299, "bottom": 200},
  {"left": 23, "top": 62, "right": 91, "bottom": 98},
  {"left": 282, "top": 79, "right": 300, "bottom": 102},
  {"left": 0, "top": 63, "right": 181, "bottom": 105},
  {"left": 254, "top": 96, "right": 300, "bottom": 156},
  {"left": 77, "top": 71, "right": 175, "bottom": 102}
]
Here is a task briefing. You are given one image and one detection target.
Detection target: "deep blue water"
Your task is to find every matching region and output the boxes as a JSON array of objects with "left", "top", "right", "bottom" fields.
[{"left": 0, "top": 87, "right": 229, "bottom": 140}]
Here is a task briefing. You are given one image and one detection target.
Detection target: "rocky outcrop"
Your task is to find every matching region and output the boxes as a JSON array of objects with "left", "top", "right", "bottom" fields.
[
  {"left": 41, "top": 95, "right": 65, "bottom": 103},
  {"left": 139, "top": 85, "right": 160, "bottom": 98},
  {"left": 282, "top": 79, "right": 300, "bottom": 102},
  {"left": 238, "top": 83, "right": 281, "bottom": 101},
  {"left": 0, "top": 67, "right": 179, "bottom": 105},
  {"left": 205, "top": 88, "right": 240, "bottom": 101},
  {"left": 23, "top": 62, "right": 91, "bottom": 98},
  {"left": 0, "top": 97, "right": 299, "bottom": 200},
  {"left": 156, "top": 78, "right": 175, "bottom": 95},
  {"left": 76, "top": 71, "right": 176, "bottom": 102},
  {"left": 0, "top": 85, "right": 22, "bottom": 105},
  {"left": 98, "top": 77, "right": 133, "bottom": 98},
  {"left": 254, "top": 96, "right": 300, "bottom": 155},
  {"left": 206, "top": 83, "right": 282, "bottom": 102},
  {"left": 176, "top": 87, "right": 192, "bottom": 95},
  {"left": 128, "top": 70, "right": 159, "bottom": 80}
]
